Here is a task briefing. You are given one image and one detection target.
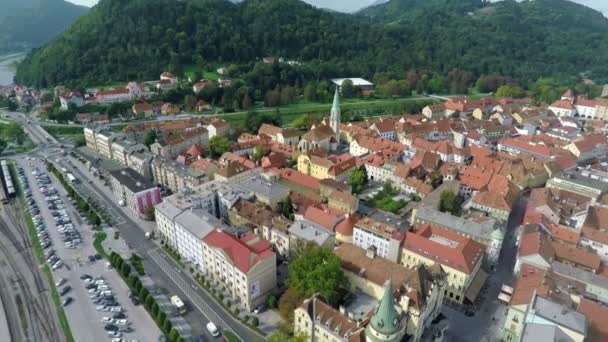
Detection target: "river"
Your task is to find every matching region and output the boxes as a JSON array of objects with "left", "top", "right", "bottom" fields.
[{"left": 0, "top": 53, "right": 25, "bottom": 86}]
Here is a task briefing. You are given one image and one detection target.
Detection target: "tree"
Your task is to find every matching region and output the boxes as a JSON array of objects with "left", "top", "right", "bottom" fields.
[
  {"left": 278, "top": 196, "right": 294, "bottom": 220},
  {"left": 351, "top": 166, "right": 368, "bottom": 194},
  {"left": 288, "top": 247, "right": 347, "bottom": 305},
  {"left": 340, "top": 80, "right": 358, "bottom": 98},
  {"left": 250, "top": 317, "right": 259, "bottom": 327},
  {"left": 144, "top": 206, "right": 156, "bottom": 221},
  {"left": 184, "top": 95, "right": 197, "bottom": 111},
  {"left": 162, "top": 321, "right": 173, "bottom": 336},
  {"left": 496, "top": 85, "right": 526, "bottom": 99},
  {"left": 252, "top": 146, "right": 269, "bottom": 163},
  {"left": 145, "top": 295, "right": 155, "bottom": 310},
  {"left": 439, "top": 190, "right": 463, "bottom": 216},
  {"left": 120, "top": 263, "right": 131, "bottom": 277},
  {"left": 158, "top": 311, "right": 167, "bottom": 326},
  {"left": 208, "top": 136, "right": 231, "bottom": 157},
  {"left": 7, "top": 99, "right": 18, "bottom": 111},
  {"left": 278, "top": 288, "right": 302, "bottom": 323},
  {"left": 242, "top": 93, "right": 253, "bottom": 110},
  {"left": 144, "top": 129, "right": 157, "bottom": 147},
  {"left": 168, "top": 327, "right": 179, "bottom": 342}
]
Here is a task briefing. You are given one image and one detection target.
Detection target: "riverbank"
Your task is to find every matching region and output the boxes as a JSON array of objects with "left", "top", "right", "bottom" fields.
[{"left": 0, "top": 52, "right": 25, "bottom": 86}]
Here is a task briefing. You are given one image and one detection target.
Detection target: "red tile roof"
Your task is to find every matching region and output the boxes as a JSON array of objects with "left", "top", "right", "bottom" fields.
[
  {"left": 510, "top": 264, "right": 551, "bottom": 305},
  {"left": 303, "top": 206, "right": 343, "bottom": 230},
  {"left": 203, "top": 230, "right": 274, "bottom": 273},
  {"left": 550, "top": 100, "right": 575, "bottom": 110},
  {"left": 335, "top": 213, "right": 361, "bottom": 237},
  {"left": 404, "top": 225, "right": 484, "bottom": 274},
  {"left": 459, "top": 166, "right": 494, "bottom": 191},
  {"left": 278, "top": 168, "right": 320, "bottom": 191},
  {"left": 577, "top": 298, "right": 608, "bottom": 342},
  {"left": 572, "top": 133, "right": 607, "bottom": 154}
]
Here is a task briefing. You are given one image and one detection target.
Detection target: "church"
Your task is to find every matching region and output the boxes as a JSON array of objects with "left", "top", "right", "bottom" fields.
[{"left": 297, "top": 88, "right": 341, "bottom": 153}]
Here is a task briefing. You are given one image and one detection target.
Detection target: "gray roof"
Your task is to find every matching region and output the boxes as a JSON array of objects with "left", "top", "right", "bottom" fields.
[
  {"left": 110, "top": 168, "right": 156, "bottom": 193},
  {"left": 238, "top": 175, "right": 289, "bottom": 200},
  {"left": 551, "top": 261, "right": 608, "bottom": 290},
  {"left": 529, "top": 296, "right": 587, "bottom": 336},
  {"left": 154, "top": 200, "right": 184, "bottom": 220},
  {"left": 174, "top": 208, "right": 219, "bottom": 239},
  {"left": 521, "top": 324, "right": 574, "bottom": 342},
  {"left": 415, "top": 205, "right": 499, "bottom": 242},
  {"left": 551, "top": 172, "right": 608, "bottom": 192},
  {"left": 288, "top": 219, "right": 334, "bottom": 246}
]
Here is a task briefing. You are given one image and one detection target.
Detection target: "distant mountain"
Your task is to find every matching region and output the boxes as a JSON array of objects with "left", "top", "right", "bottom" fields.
[
  {"left": 0, "top": 0, "right": 88, "bottom": 54},
  {"left": 15, "top": 0, "right": 608, "bottom": 88}
]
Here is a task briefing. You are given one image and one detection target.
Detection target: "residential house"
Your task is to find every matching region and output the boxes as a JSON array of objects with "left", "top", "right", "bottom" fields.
[
  {"left": 297, "top": 153, "right": 356, "bottom": 182},
  {"left": 353, "top": 216, "right": 406, "bottom": 263}
]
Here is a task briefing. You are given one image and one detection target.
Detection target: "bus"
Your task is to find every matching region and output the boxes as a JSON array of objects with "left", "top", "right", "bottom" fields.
[
  {"left": 66, "top": 173, "right": 77, "bottom": 184},
  {"left": 171, "top": 295, "right": 186, "bottom": 315}
]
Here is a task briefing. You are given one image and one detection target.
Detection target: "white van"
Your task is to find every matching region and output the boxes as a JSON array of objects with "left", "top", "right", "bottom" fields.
[{"left": 206, "top": 322, "right": 220, "bottom": 337}]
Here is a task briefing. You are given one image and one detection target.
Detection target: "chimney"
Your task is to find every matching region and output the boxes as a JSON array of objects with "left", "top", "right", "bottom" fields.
[{"left": 339, "top": 306, "right": 346, "bottom": 315}]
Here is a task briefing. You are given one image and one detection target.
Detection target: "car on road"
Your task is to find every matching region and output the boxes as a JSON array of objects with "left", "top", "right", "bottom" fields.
[
  {"left": 88, "top": 255, "right": 96, "bottom": 262},
  {"left": 109, "top": 306, "right": 123, "bottom": 313},
  {"left": 62, "top": 297, "right": 73, "bottom": 306},
  {"left": 101, "top": 317, "right": 114, "bottom": 323},
  {"left": 206, "top": 322, "right": 220, "bottom": 337}
]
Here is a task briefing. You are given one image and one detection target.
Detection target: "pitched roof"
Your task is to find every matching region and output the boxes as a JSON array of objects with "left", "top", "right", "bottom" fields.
[
  {"left": 459, "top": 166, "right": 494, "bottom": 191},
  {"left": 369, "top": 280, "right": 400, "bottom": 336},
  {"left": 510, "top": 264, "right": 552, "bottom": 306},
  {"left": 186, "top": 144, "right": 204, "bottom": 157},
  {"left": 404, "top": 225, "right": 484, "bottom": 274},
  {"left": 303, "top": 206, "right": 343, "bottom": 230},
  {"left": 299, "top": 296, "right": 365, "bottom": 341},
  {"left": 302, "top": 124, "right": 335, "bottom": 142},
  {"left": 577, "top": 298, "right": 608, "bottom": 341},
  {"left": 202, "top": 230, "right": 274, "bottom": 273},
  {"left": 335, "top": 214, "right": 361, "bottom": 237},
  {"left": 278, "top": 168, "right": 320, "bottom": 191},
  {"left": 571, "top": 134, "right": 607, "bottom": 154},
  {"left": 355, "top": 217, "right": 406, "bottom": 242}
]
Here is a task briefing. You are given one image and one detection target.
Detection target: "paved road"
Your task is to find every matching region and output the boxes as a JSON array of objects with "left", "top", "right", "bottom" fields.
[
  {"left": 54, "top": 152, "right": 263, "bottom": 341},
  {"left": 441, "top": 194, "right": 527, "bottom": 342}
]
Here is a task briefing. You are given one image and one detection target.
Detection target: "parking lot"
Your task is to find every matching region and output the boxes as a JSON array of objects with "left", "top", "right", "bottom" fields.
[{"left": 16, "top": 156, "right": 161, "bottom": 342}]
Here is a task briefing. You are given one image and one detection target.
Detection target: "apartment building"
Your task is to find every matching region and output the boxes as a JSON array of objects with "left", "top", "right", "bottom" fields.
[
  {"left": 202, "top": 230, "right": 276, "bottom": 312},
  {"left": 402, "top": 225, "right": 486, "bottom": 304},
  {"left": 352, "top": 216, "right": 405, "bottom": 263},
  {"left": 109, "top": 168, "right": 161, "bottom": 218}
]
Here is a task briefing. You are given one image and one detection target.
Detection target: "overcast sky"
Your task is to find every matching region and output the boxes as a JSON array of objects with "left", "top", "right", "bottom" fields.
[{"left": 67, "top": 0, "right": 608, "bottom": 16}]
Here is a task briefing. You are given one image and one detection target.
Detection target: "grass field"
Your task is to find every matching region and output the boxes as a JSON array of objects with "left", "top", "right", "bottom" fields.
[
  {"left": 42, "top": 125, "right": 85, "bottom": 145},
  {"left": 184, "top": 65, "right": 220, "bottom": 81},
  {"left": 215, "top": 96, "right": 435, "bottom": 127}
]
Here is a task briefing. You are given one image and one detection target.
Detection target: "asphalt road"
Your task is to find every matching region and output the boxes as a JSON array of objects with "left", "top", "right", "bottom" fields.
[{"left": 440, "top": 194, "right": 527, "bottom": 342}]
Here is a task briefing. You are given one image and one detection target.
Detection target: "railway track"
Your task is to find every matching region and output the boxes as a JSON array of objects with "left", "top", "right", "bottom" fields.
[{"left": 0, "top": 202, "right": 63, "bottom": 342}]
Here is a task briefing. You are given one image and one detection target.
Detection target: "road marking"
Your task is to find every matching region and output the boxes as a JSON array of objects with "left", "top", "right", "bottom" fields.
[{"left": 147, "top": 249, "right": 260, "bottom": 340}]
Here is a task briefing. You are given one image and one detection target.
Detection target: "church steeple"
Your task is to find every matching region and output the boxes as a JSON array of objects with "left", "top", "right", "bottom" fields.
[
  {"left": 365, "top": 278, "right": 403, "bottom": 342},
  {"left": 330, "top": 87, "right": 341, "bottom": 140}
]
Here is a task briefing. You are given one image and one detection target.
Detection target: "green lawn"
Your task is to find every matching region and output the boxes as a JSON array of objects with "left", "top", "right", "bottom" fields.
[
  {"left": 184, "top": 65, "right": 220, "bottom": 81},
  {"left": 368, "top": 184, "right": 407, "bottom": 214},
  {"left": 223, "top": 331, "right": 241, "bottom": 342},
  {"left": 218, "top": 97, "right": 434, "bottom": 127}
]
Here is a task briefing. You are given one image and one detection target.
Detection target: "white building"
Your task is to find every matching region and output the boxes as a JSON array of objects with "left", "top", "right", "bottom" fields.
[
  {"left": 352, "top": 216, "right": 405, "bottom": 263},
  {"left": 174, "top": 208, "right": 219, "bottom": 271}
]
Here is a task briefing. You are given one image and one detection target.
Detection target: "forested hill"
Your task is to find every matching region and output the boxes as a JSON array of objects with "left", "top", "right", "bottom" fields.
[
  {"left": 0, "top": 0, "right": 88, "bottom": 54},
  {"left": 15, "top": 0, "right": 608, "bottom": 88}
]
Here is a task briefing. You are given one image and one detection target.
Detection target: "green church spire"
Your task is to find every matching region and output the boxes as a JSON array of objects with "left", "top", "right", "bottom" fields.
[{"left": 369, "top": 279, "right": 400, "bottom": 336}]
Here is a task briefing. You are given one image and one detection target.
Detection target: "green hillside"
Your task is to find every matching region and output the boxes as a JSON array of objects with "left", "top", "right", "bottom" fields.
[
  {"left": 0, "top": 0, "right": 89, "bottom": 54},
  {"left": 14, "top": 0, "right": 608, "bottom": 88}
]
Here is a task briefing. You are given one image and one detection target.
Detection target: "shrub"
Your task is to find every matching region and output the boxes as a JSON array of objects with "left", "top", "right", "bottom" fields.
[{"left": 251, "top": 317, "right": 259, "bottom": 327}]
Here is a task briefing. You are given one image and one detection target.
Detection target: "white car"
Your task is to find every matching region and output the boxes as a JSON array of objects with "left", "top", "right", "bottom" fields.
[
  {"left": 84, "top": 278, "right": 94, "bottom": 284},
  {"left": 111, "top": 338, "right": 124, "bottom": 342},
  {"left": 206, "top": 322, "right": 220, "bottom": 337},
  {"left": 88, "top": 288, "right": 98, "bottom": 294},
  {"left": 94, "top": 280, "right": 106, "bottom": 285},
  {"left": 97, "top": 285, "right": 110, "bottom": 291},
  {"left": 95, "top": 305, "right": 107, "bottom": 311},
  {"left": 107, "top": 331, "right": 121, "bottom": 338},
  {"left": 114, "top": 319, "right": 129, "bottom": 326},
  {"left": 101, "top": 317, "right": 113, "bottom": 323},
  {"left": 109, "top": 307, "right": 123, "bottom": 313},
  {"left": 55, "top": 278, "right": 66, "bottom": 287}
]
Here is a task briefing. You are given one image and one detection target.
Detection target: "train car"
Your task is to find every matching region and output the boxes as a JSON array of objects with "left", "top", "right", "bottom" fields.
[
  {"left": 0, "top": 179, "right": 7, "bottom": 204},
  {"left": 0, "top": 160, "right": 15, "bottom": 198}
]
